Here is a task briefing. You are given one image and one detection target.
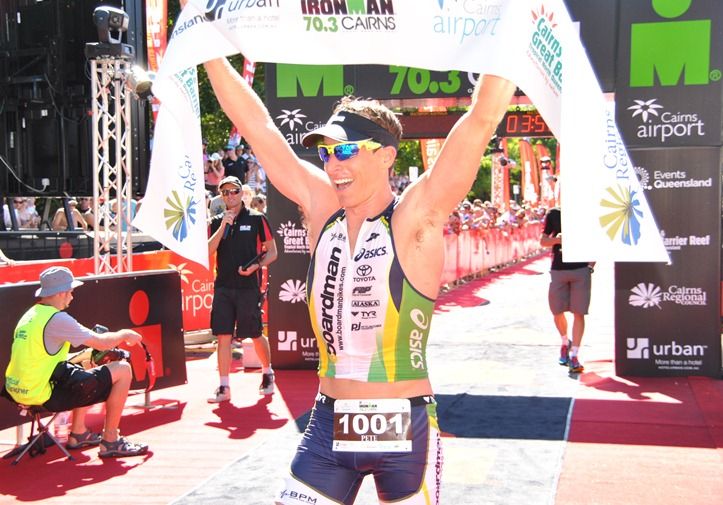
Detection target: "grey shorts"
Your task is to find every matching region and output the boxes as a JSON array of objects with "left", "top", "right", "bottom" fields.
[{"left": 548, "top": 267, "right": 591, "bottom": 315}]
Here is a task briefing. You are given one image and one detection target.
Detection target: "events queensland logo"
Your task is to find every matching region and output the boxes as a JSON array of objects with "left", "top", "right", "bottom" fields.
[
  {"left": 528, "top": 4, "right": 562, "bottom": 94},
  {"left": 633, "top": 164, "right": 712, "bottom": 192},
  {"left": 300, "top": 0, "right": 397, "bottom": 33},
  {"left": 598, "top": 184, "right": 642, "bottom": 246},
  {"left": 627, "top": 97, "right": 705, "bottom": 143}
]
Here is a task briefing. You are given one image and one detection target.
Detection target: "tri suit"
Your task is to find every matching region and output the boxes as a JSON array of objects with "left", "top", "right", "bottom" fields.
[{"left": 279, "top": 200, "right": 442, "bottom": 505}]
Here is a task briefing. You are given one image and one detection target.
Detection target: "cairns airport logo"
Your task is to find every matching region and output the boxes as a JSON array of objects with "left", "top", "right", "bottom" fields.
[
  {"left": 626, "top": 338, "right": 707, "bottom": 360},
  {"left": 432, "top": 0, "right": 502, "bottom": 45},
  {"left": 627, "top": 98, "right": 706, "bottom": 144},
  {"left": 628, "top": 282, "right": 707, "bottom": 309}
]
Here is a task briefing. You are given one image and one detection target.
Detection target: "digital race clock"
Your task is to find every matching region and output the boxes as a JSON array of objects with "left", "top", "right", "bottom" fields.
[{"left": 497, "top": 110, "right": 553, "bottom": 138}]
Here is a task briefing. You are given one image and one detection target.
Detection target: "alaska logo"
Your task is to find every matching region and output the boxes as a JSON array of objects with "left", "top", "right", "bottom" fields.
[
  {"left": 599, "top": 184, "right": 643, "bottom": 245},
  {"left": 529, "top": 4, "right": 562, "bottom": 94},
  {"left": 164, "top": 190, "right": 198, "bottom": 242},
  {"left": 204, "top": 0, "right": 228, "bottom": 21}
]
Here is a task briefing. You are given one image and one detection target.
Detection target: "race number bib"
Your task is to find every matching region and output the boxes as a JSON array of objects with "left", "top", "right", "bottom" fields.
[{"left": 332, "top": 399, "right": 412, "bottom": 452}]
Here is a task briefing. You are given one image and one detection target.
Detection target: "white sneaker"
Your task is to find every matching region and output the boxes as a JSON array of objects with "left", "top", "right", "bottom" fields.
[
  {"left": 259, "top": 373, "right": 275, "bottom": 395},
  {"left": 208, "top": 385, "right": 231, "bottom": 403}
]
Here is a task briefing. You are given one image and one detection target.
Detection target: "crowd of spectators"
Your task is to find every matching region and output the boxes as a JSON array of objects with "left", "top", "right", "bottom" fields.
[
  {"left": 204, "top": 139, "right": 267, "bottom": 219},
  {"left": 1, "top": 195, "right": 142, "bottom": 233},
  {"left": 444, "top": 198, "right": 548, "bottom": 235}
]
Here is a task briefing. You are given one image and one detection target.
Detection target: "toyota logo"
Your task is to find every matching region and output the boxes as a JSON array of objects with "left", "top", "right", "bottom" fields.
[{"left": 356, "top": 264, "right": 372, "bottom": 276}]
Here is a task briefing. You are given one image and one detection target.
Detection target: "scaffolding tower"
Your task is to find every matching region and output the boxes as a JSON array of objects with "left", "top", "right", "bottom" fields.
[{"left": 87, "top": 53, "right": 134, "bottom": 275}]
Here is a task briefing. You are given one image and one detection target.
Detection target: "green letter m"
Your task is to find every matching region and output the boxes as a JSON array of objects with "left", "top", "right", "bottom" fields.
[
  {"left": 630, "top": 20, "right": 711, "bottom": 86},
  {"left": 276, "top": 64, "right": 344, "bottom": 98}
]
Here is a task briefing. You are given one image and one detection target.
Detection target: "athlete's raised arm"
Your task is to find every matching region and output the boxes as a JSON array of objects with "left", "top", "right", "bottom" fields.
[
  {"left": 203, "top": 58, "right": 334, "bottom": 214},
  {"left": 402, "top": 75, "right": 515, "bottom": 222}
]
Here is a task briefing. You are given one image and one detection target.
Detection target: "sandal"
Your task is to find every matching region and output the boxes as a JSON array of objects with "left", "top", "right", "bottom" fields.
[
  {"left": 98, "top": 437, "right": 149, "bottom": 458},
  {"left": 66, "top": 430, "right": 102, "bottom": 450}
]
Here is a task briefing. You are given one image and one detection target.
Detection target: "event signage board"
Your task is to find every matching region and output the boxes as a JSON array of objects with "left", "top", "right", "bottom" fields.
[
  {"left": 615, "top": 0, "right": 723, "bottom": 148},
  {"left": 265, "top": 178, "right": 319, "bottom": 370},
  {"left": 614, "top": 147, "right": 721, "bottom": 377},
  {"left": 0, "top": 270, "right": 186, "bottom": 430}
]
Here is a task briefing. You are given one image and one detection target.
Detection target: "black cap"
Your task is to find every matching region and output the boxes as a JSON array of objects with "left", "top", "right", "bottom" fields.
[{"left": 301, "top": 111, "right": 398, "bottom": 149}]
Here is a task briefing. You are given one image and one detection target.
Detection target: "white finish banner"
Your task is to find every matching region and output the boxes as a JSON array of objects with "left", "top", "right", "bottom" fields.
[{"left": 133, "top": 0, "right": 669, "bottom": 267}]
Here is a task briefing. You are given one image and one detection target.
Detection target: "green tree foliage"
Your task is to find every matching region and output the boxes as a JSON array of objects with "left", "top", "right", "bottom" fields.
[{"left": 167, "top": 0, "right": 265, "bottom": 152}]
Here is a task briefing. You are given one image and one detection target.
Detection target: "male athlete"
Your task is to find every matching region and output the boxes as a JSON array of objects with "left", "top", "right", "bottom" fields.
[{"left": 202, "top": 54, "right": 514, "bottom": 505}]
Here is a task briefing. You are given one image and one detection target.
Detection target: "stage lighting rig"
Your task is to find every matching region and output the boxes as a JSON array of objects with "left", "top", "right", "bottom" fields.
[
  {"left": 85, "top": 6, "right": 134, "bottom": 60},
  {"left": 94, "top": 6, "right": 128, "bottom": 44}
]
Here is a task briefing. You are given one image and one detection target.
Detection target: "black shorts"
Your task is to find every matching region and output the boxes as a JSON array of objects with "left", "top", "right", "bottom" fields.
[
  {"left": 211, "top": 286, "right": 263, "bottom": 339},
  {"left": 43, "top": 361, "right": 113, "bottom": 412}
]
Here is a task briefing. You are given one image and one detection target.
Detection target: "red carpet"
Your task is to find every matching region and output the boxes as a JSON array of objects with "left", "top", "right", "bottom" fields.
[
  {"left": 0, "top": 357, "right": 319, "bottom": 504},
  {"left": 556, "top": 358, "right": 723, "bottom": 505},
  {"left": 2, "top": 257, "right": 721, "bottom": 505}
]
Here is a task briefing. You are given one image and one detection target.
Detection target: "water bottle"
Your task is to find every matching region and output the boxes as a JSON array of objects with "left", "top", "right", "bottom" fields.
[{"left": 53, "top": 411, "right": 70, "bottom": 443}]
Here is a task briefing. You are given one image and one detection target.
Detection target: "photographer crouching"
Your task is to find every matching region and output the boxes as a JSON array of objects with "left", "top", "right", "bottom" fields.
[{"left": 4, "top": 266, "right": 148, "bottom": 458}]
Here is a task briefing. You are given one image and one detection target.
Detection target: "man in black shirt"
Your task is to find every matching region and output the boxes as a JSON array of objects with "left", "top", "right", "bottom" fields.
[
  {"left": 222, "top": 145, "right": 248, "bottom": 182},
  {"left": 207, "top": 176, "right": 277, "bottom": 402},
  {"left": 540, "top": 206, "right": 593, "bottom": 373}
]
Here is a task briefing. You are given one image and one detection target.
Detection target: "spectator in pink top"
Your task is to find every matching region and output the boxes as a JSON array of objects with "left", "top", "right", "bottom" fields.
[{"left": 205, "top": 153, "right": 225, "bottom": 194}]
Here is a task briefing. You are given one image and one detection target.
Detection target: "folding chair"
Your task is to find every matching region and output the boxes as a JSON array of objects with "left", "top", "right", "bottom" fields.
[{"left": 1, "top": 388, "right": 74, "bottom": 465}]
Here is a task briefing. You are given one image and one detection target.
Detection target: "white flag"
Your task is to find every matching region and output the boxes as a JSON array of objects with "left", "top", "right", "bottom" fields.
[
  {"left": 133, "top": 68, "right": 209, "bottom": 268},
  {"left": 138, "top": 0, "right": 668, "bottom": 265}
]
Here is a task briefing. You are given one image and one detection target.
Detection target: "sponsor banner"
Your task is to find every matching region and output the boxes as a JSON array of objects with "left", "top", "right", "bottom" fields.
[
  {"left": 143, "top": 0, "right": 668, "bottom": 266},
  {"left": 266, "top": 180, "right": 318, "bottom": 369},
  {"left": 0, "top": 270, "right": 186, "bottom": 430},
  {"left": 628, "top": 147, "right": 720, "bottom": 266},
  {"left": 0, "top": 251, "right": 216, "bottom": 333},
  {"left": 146, "top": 0, "right": 168, "bottom": 121},
  {"left": 614, "top": 146, "right": 721, "bottom": 377},
  {"left": 615, "top": 0, "right": 723, "bottom": 148}
]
